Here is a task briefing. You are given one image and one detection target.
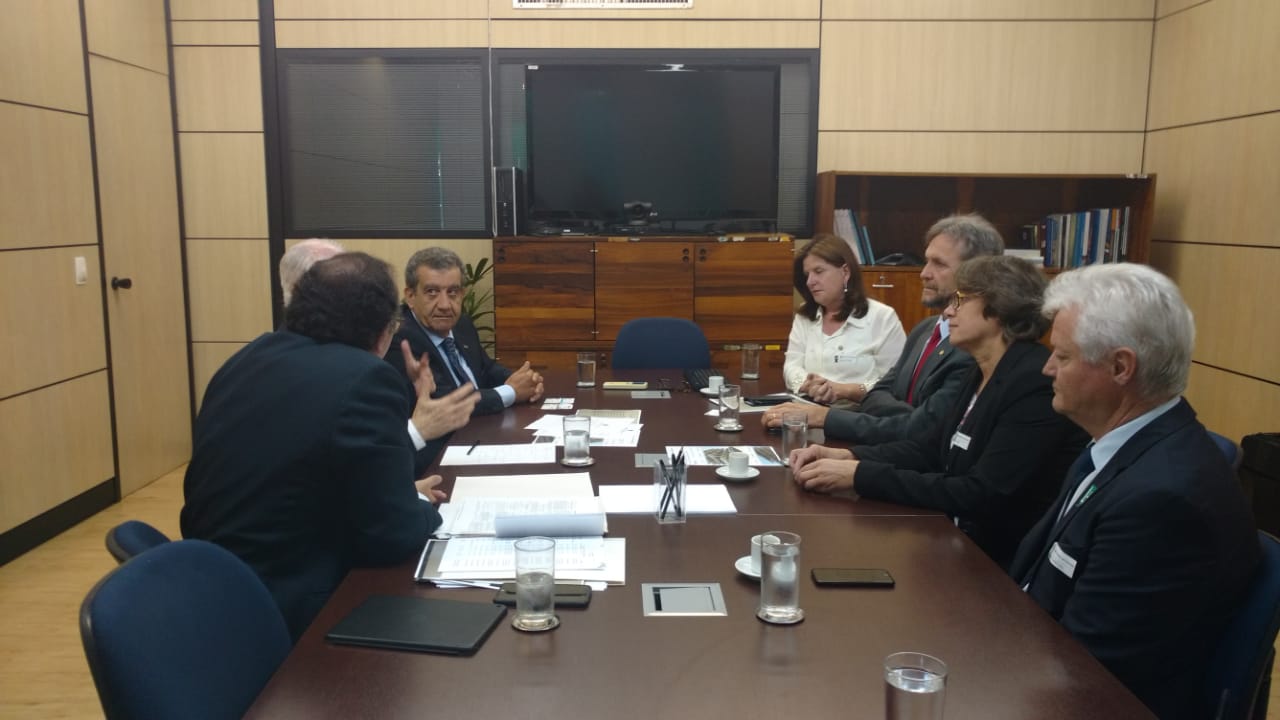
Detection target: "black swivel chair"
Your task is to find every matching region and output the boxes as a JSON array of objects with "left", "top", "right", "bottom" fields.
[
  {"left": 611, "top": 317, "right": 711, "bottom": 370},
  {"left": 1203, "top": 531, "right": 1280, "bottom": 720}
]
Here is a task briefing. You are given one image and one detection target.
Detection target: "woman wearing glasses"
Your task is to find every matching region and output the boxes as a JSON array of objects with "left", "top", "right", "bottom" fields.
[
  {"left": 784, "top": 234, "right": 906, "bottom": 407},
  {"left": 788, "top": 255, "right": 1088, "bottom": 569}
]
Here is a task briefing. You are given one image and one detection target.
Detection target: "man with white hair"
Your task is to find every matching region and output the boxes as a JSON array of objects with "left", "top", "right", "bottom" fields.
[
  {"left": 1010, "top": 263, "right": 1259, "bottom": 720},
  {"left": 279, "top": 239, "right": 344, "bottom": 306}
]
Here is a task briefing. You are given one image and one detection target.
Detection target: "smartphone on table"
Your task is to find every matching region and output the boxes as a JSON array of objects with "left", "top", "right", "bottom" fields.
[{"left": 811, "top": 568, "right": 895, "bottom": 588}]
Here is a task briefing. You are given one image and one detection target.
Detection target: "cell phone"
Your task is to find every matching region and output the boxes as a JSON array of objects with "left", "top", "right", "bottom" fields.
[
  {"left": 811, "top": 568, "right": 895, "bottom": 588},
  {"left": 493, "top": 583, "right": 592, "bottom": 607},
  {"left": 744, "top": 396, "right": 788, "bottom": 407}
]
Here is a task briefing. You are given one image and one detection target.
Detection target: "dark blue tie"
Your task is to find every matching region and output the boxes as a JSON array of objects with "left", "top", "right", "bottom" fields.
[
  {"left": 1056, "top": 448, "right": 1096, "bottom": 522},
  {"left": 440, "top": 337, "right": 470, "bottom": 386}
]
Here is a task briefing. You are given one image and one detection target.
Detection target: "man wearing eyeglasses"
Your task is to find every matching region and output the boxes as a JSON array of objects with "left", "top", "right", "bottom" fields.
[{"left": 385, "top": 247, "right": 544, "bottom": 424}]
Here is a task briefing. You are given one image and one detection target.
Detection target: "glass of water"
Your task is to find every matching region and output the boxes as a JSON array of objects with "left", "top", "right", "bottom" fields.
[
  {"left": 741, "top": 343, "right": 761, "bottom": 380},
  {"left": 576, "top": 351, "right": 596, "bottom": 388},
  {"left": 715, "top": 384, "right": 743, "bottom": 432},
  {"left": 561, "top": 415, "right": 594, "bottom": 466},
  {"left": 883, "top": 652, "right": 947, "bottom": 720},
  {"left": 512, "top": 536, "right": 558, "bottom": 632},
  {"left": 781, "top": 412, "right": 808, "bottom": 464},
  {"left": 756, "top": 531, "right": 803, "bottom": 624}
]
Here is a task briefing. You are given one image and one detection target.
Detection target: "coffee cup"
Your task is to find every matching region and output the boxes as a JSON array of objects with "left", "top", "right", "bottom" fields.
[
  {"left": 750, "top": 533, "right": 779, "bottom": 575},
  {"left": 727, "top": 450, "right": 750, "bottom": 477},
  {"left": 706, "top": 375, "right": 725, "bottom": 393}
]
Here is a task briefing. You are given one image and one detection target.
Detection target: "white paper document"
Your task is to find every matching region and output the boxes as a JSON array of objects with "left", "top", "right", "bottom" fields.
[
  {"left": 665, "top": 445, "right": 785, "bottom": 467},
  {"left": 449, "top": 472, "right": 594, "bottom": 501},
  {"left": 597, "top": 485, "right": 738, "bottom": 514},
  {"left": 418, "top": 537, "right": 627, "bottom": 585},
  {"left": 440, "top": 443, "right": 557, "bottom": 466},
  {"left": 525, "top": 414, "right": 643, "bottom": 447},
  {"left": 442, "top": 497, "right": 606, "bottom": 536}
]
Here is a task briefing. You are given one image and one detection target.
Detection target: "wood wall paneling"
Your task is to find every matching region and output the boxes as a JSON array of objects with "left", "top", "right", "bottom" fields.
[
  {"left": 1184, "top": 363, "right": 1280, "bottom": 445},
  {"left": 1149, "top": 241, "right": 1280, "bottom": 385},
  {"left": 185, "top": 239, "right": 274, "bottom": 342},
  {"left": 1155, "top": 0, "right": 1207, "bottom": 19},
  {"left": 192, "top": 342, "right": 246, "bottom": 412},
  {"left": 89, "top": 56, "right": 192, "bottom": 494},
  {"left": 1144, "top": 114, "right": 1280, "bottom": 248},
  {"left": 169, "top": 0, "right": 258, "bottom": 21},
  {"left": 488, "top": 0, "right": 820, "bottom": 19},
  {"left": 169, "top": 20, "right": 260, "bottom": 46},
  {"left": 489, "top": 20, "right": 820, "bottom": 49},
  {"left": 818, "top": 131, "right": 1145, "bottom": 174},
  {"left": 84, "top": 0, "right": 169, "bottom": 74},
  {"left": 0, "top": 104, "right": 98, "bottom": 251},
  {"left": 173, "top": 47, "right": 264, "bottom": 131},
  {"left": 179, "top": 132, "right": 269, "bottom": 238},
  {"left": 275, "top": 0, "right": 487, "bottom": 19},
  {"left": 0, "top": 373, "right": 114, "bottom": 534},
  {"left": 0, "top": 0, "right": 87, "bottom": 113},
  {"left": 274, "top": 19, "right": 488, "bottom": 48},
  {"left": 822, "top": 0, "right": 1155, "bottom": 20},
  {"left": 0, "top": 248, "right": 107, "bottom": 399},
  {"left": 1148, "top": 0, "right": 1280, "bottom": 129},
  {"left": 819, "top": 21, "right": 1151, "bottom": 131}
]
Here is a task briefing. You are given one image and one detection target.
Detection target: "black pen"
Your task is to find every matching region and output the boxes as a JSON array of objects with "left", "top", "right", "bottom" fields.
[{"left": 466, "top": 443, "right": 477, "bottom": 455}]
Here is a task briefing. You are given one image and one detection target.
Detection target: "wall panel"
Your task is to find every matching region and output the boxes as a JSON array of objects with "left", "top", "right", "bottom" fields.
[
  {"left": 276, "top": 0, "right": 486, "bottom": 19},
  {"left": 1184, "top": 363, "right": 1280, "bottom": 444},
  {"left": 488, "top": 0, "right": 819, "bottom": 19},
  {"left": 823, "top": 0, "right": 1154, "bottom": 20},
  {"left": 489, "top": 20, "right": 819, "bottom": 48},
  {"left": 1155, "top": 0, "right": 1207, "bottom": 18},
  {"left": 0, "top": 0, "right": 86, "bottom": 112},
  {"left": 0, "top": 248, "right": 106, "bottom": 398},
  {"left": 179, "top": 133, "right": 269, "bottom": 238},
  {"left": 1148, "top": 0, "right": 1280, "bottom": 129},
  {"left": 0, "top": 373, "right": 114, "bottom": 534},
  {"left": 170, "top": 0, "right": 257, "bottom": 20},
  {"left": 185, "top": 239, "right": 273, "bottom": 341},
  {"left": 170, "top": 20, "right": 259, "bottom": 46},
  {"left": 1144, "top": 114, "right": 1280, "bottom": 248},
  {"left": 819, "top": 131, "right": 1144, "bottom": 174},
  {"left": 1150, "top": 241, "right": 1280, "bottom": 385},
  {"left": 275, "top": 19, "right": 488, "bottom": 48},
  {"left": 84, "top": 0, "right": 169, "bottom": 73},
  {"left": 173, "top": 47, "right": 263, "bottom": 131},
  {"left": 192, "top": 342, "right": 246, "bottom": 412},
  {"left": 820, "top": 21, "right": 1151, "bottom": 131},
  {"left": 0, "top": 104, "right": 97, "bottom": 250}
]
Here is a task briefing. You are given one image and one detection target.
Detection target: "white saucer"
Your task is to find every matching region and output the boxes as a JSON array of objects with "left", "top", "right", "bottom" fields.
[
  {"left": 734, "top": 555, "right": 761, "bottom": 579},
  {"left": 716, "top": 466, "right": 759, "bottom": 482},
  {"left": 714, "top": 421, "right": 744, "bottom": 433},
  {"left": 699, "top": 387, "right": 723, "bottom": 397}
]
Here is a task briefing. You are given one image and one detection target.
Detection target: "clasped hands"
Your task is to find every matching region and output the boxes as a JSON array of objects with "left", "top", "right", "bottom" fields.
[
  {"left": 505, "top": 361, "right": 545, "bottom": 404},
  {"left": 788, "top": 444, "right": 859, "bottom": 494},
  {"left": 797, "top": 373, "right": 866, "bottom": 405}
]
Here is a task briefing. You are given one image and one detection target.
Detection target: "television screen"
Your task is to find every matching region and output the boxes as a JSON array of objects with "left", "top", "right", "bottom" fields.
[{"left": 525, "top": 64, "right": 780, "bottom": 233}]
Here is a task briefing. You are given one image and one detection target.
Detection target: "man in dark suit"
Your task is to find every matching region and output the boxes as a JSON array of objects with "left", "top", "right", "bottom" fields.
[
  {"left": 182, "top": 253, "right": 477, "bottom": 641},
  {"left": 1010, "top": 263, "right": 1259, "bottom": 719},
  {"left": 764, "top": 213, "right": 1003, "bottom": 444},
  {"left": 385, "top": 247, "right": 544, "bottom": 422}
]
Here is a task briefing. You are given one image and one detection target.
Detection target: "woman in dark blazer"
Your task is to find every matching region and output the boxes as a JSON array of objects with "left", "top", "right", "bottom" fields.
[{"left": 790, "top": 255, "right": 1088, "bottom": 569}]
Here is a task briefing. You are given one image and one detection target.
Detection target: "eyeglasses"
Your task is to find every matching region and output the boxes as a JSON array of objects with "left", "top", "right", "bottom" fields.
[
  {"left": 418, "top": 285, "right": 464, "bottom": 300},
  {"left": 949, "top": 290, "right": 982, "bottom": 310}
]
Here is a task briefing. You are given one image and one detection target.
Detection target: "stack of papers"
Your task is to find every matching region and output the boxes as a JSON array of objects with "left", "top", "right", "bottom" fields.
[
  {"left": 526, "top": 414, "right": 642, "bottom": 447},
  {"left": 416, "top": 537, "right": 627, "bottom": 586},
  {"left": 437, "top": 473, "right": 603, "bottom": 537}
]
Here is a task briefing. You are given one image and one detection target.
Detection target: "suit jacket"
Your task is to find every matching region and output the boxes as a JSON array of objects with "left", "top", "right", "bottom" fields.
[
  {"left": 1009, "top": 399, "right": 1260, "bottom": 719},
  {"left": 385, "top": 306, "right": 512, "bottom": 417},
  {"left": 825, "top": 315, "right": 976, "bottom": 445},
  {"left": 853, "top": 341, "right": 1088, "bottom": 569},
  {"left": 181, "top": 331, "right": 441, "bottom": 641}
]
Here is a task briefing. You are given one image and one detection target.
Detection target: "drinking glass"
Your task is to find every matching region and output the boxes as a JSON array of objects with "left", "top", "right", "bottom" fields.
[
  {"left": 884, "top": 652, "right": 947, "bottom": 720},
  {"left": 757, "top": 531, "right": 803, "bottom": 624},
  {"left": 576, "top": 352, "right": 596, "bottom": 388},
  {"left": 781, "top": 412, "right": 808, "bottom": 465},
  {"left": 741, "top": 343, "right": 761, "bottom": 380},
  {"left": 716, "top": 384, "right": 743, "bottom": 432},
  {"left": 561, "top": 415, "right": 593, "bottom": 466},
  {"left": 512, "top": 536, "right": 558, "bottom": 632}
]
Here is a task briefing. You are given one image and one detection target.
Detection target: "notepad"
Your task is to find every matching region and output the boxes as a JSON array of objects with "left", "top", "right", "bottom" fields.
[{"left": 326, "top": 595, "right": 506, "bottom": 656}]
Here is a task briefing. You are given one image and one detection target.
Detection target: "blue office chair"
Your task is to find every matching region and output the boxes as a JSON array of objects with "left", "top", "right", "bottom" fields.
[
  {"left": 611, "top": 317, "right": 711, "bottom": 370},
  {"left": 1203, "top": 531, "right": 1280, "bottom": 720},
  {"left": 1209, "top": 430, "right": 1244, "bottom": 471},
  {"left": 80, "top": 540, "right": 291, "bottom": 720},
  {"left": 104, "top": 520, "right": 171, "bottom": 564}
]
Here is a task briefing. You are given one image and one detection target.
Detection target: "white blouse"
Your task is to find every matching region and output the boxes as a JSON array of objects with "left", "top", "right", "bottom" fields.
[{"left": 783, "top": 299, "right": 907, "bottom": 393}]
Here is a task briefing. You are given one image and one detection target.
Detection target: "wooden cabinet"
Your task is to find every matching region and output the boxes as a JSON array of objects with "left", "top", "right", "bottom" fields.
[
  {"left": 863, "top": 266, "right": 931, "bottom": 334},
  {"left": 494, "top": 237, "right": 794, "bottom": 370}
]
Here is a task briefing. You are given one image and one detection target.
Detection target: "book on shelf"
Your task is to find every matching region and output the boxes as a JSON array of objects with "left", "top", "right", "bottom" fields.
[{"left": 1039, "top": 206, "right": 1131, "bottom": 269}]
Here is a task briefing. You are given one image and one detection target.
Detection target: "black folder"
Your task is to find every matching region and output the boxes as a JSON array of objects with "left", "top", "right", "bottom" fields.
[{"left": 326, "top": 595, "right": 506, "bottom": 656}]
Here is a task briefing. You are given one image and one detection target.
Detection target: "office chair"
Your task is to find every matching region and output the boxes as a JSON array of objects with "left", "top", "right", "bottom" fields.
[
  {"left": 1203, "top": 531, "right": 1280, "bottom": 720},
  {"left": 611, "top": 317, "right": 711, "bottom": 370},
  {"left": 80, "top": 540, "right": 291, "bottom": 720},
  {"left": 104, "top": 520, "right": 171, "bottom": 564},
  {"left": 1208, "top": 430, "right": 1244, "bottom": 471}
]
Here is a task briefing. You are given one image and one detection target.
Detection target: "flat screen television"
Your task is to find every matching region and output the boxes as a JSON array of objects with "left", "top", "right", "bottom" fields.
[{"left": 525, "top": 63, "right": 780, "bottom": 234}]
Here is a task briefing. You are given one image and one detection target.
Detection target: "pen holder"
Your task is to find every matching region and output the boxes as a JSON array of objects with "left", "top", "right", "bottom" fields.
[{"left": 653, "top": 462, "right": 688, "bottom": 525}]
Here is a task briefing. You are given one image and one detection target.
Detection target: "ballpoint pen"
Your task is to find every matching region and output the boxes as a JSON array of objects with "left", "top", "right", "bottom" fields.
[{"left": 466, "top": 443, "right": 477, "bottom": 455}]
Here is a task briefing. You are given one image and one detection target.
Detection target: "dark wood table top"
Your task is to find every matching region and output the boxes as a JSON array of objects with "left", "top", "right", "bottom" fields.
[{"left": 244, "top": 368, "right": 1151, "bottom": 719}]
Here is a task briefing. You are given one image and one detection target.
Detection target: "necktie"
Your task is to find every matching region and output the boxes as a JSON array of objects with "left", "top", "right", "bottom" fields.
[
  {"left": 440, "top": 337, "right": 470, "bottom": 387},
  {"left": 906, "top": 323, "right": 943, "bottom": 404},
  {"left": 1056, "top": 448, "right": 1096, "bottom": 523}
]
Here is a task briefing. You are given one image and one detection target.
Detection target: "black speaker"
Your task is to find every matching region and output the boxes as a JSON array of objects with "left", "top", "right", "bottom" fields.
[{"left": 494, "top": 167, "right": 525, "bottom": 236}]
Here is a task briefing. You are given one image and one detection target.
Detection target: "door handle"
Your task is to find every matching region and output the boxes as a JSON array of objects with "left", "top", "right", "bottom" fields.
[{"left": 110, "top": 277, "right": 133, "bottom": 290}]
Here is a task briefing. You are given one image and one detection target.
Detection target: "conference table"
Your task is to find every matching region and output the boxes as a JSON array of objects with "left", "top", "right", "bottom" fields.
[{"left": 245, "top": 369, "right": 1153, "bottom": 719}]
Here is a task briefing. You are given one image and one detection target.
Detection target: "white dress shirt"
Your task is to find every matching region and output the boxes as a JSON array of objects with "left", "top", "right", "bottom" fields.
[{"left": 783, "top": 299, "right": 907, "bottom": 393}]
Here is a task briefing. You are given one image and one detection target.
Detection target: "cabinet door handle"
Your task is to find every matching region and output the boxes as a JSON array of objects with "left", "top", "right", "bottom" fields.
[
  {"left": 110, "top": 276, "right": 133, "bottom": 290},
  {"left": 871, "top": 283, "right": 894, "bottom": 289}
]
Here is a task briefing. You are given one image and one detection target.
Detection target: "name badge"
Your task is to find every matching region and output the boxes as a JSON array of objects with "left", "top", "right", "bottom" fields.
[
  {"left": 950, "top": 431, "right": 972, "bottom": 450},
  {"left": 1048, "top": 542, "right": 1077, "bottom": 579}
]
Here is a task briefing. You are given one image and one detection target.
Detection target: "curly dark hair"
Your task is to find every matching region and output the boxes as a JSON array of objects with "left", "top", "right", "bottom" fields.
[
  {"left": 954, "top": 255, "right": 1049, "bottom": 343},
  {"left": 284, "top": 252, "right": 399, "bottom": 351},
  {"left": 793, "top": 234, "right": 868, "bottom": 322}
]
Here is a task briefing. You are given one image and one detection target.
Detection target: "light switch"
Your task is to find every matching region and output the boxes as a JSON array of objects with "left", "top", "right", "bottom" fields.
[{"left": 74, "top": 256, "right": 87, "bottom": 285}]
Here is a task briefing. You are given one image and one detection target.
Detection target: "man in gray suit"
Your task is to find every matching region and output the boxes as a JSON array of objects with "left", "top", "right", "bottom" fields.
[{"left": 763, "top": 213, "right": 1003, "bottom": 444}]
